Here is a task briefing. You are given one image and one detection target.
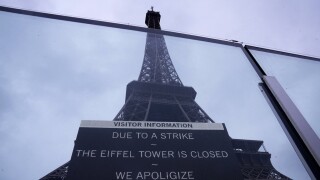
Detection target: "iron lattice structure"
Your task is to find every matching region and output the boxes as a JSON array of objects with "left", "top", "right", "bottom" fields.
[
  {"left": 40, "top": 162, "right": 69, "bottom": 180},
  {"left": 138, "top": 33, "right": 182, "bottom": 86},
  {"left": 41, "top": 10, "right": 291, "bottom": 179}
]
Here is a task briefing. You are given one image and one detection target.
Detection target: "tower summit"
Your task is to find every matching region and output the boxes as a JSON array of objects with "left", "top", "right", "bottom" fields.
[
  {"left": 145, "top": 7, "right": 161, "bottom": 29},
  {"left": 42, "top": 9, "right": 290, "bottom": 180}
]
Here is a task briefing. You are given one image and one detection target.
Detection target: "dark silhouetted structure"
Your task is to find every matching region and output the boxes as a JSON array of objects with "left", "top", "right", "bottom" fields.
[{"left": 41, "top": 9, "right": 290, "bottom": 180}]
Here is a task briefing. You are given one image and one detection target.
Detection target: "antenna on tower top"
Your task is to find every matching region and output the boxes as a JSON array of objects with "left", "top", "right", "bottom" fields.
[{"left": 151, "top": 6, "right": 154, "bottom": 11}]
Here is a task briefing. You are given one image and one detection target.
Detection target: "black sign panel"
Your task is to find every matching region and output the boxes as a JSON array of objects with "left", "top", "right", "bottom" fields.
[{"left": 67, "top": 121, "right": 242, "bottom": 180}]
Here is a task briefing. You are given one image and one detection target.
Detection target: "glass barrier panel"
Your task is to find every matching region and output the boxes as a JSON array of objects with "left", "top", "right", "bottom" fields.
[
  {"left": 165, "top": 36, "right": 309, "bottom": 179},
  {"left": 249, "top": 49, "right": 320, "bottom": 139},
  {"left": 0, "top": 10, "right": 146, "bottom": 179},
  {"left": 0, "top": 10, "right": 310, "bottom": 179}
]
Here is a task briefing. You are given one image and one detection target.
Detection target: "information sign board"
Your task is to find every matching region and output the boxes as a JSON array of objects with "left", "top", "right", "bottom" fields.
[{"left": 67, "top": 120, "right": 243, "bottom": 180}]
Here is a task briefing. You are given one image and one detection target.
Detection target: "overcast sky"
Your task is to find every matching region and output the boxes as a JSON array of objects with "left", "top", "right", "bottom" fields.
[
  {"left": 1, "top": 0, "right": 320, "bottom": 57},
  {"left": 0, "top": 1, "right": 319, "bottom": 180}
]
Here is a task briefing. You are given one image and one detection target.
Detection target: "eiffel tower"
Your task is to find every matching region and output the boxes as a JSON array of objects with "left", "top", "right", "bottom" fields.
[{"left": 41, "top": 9, "right": 290, "bottom": 180}]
